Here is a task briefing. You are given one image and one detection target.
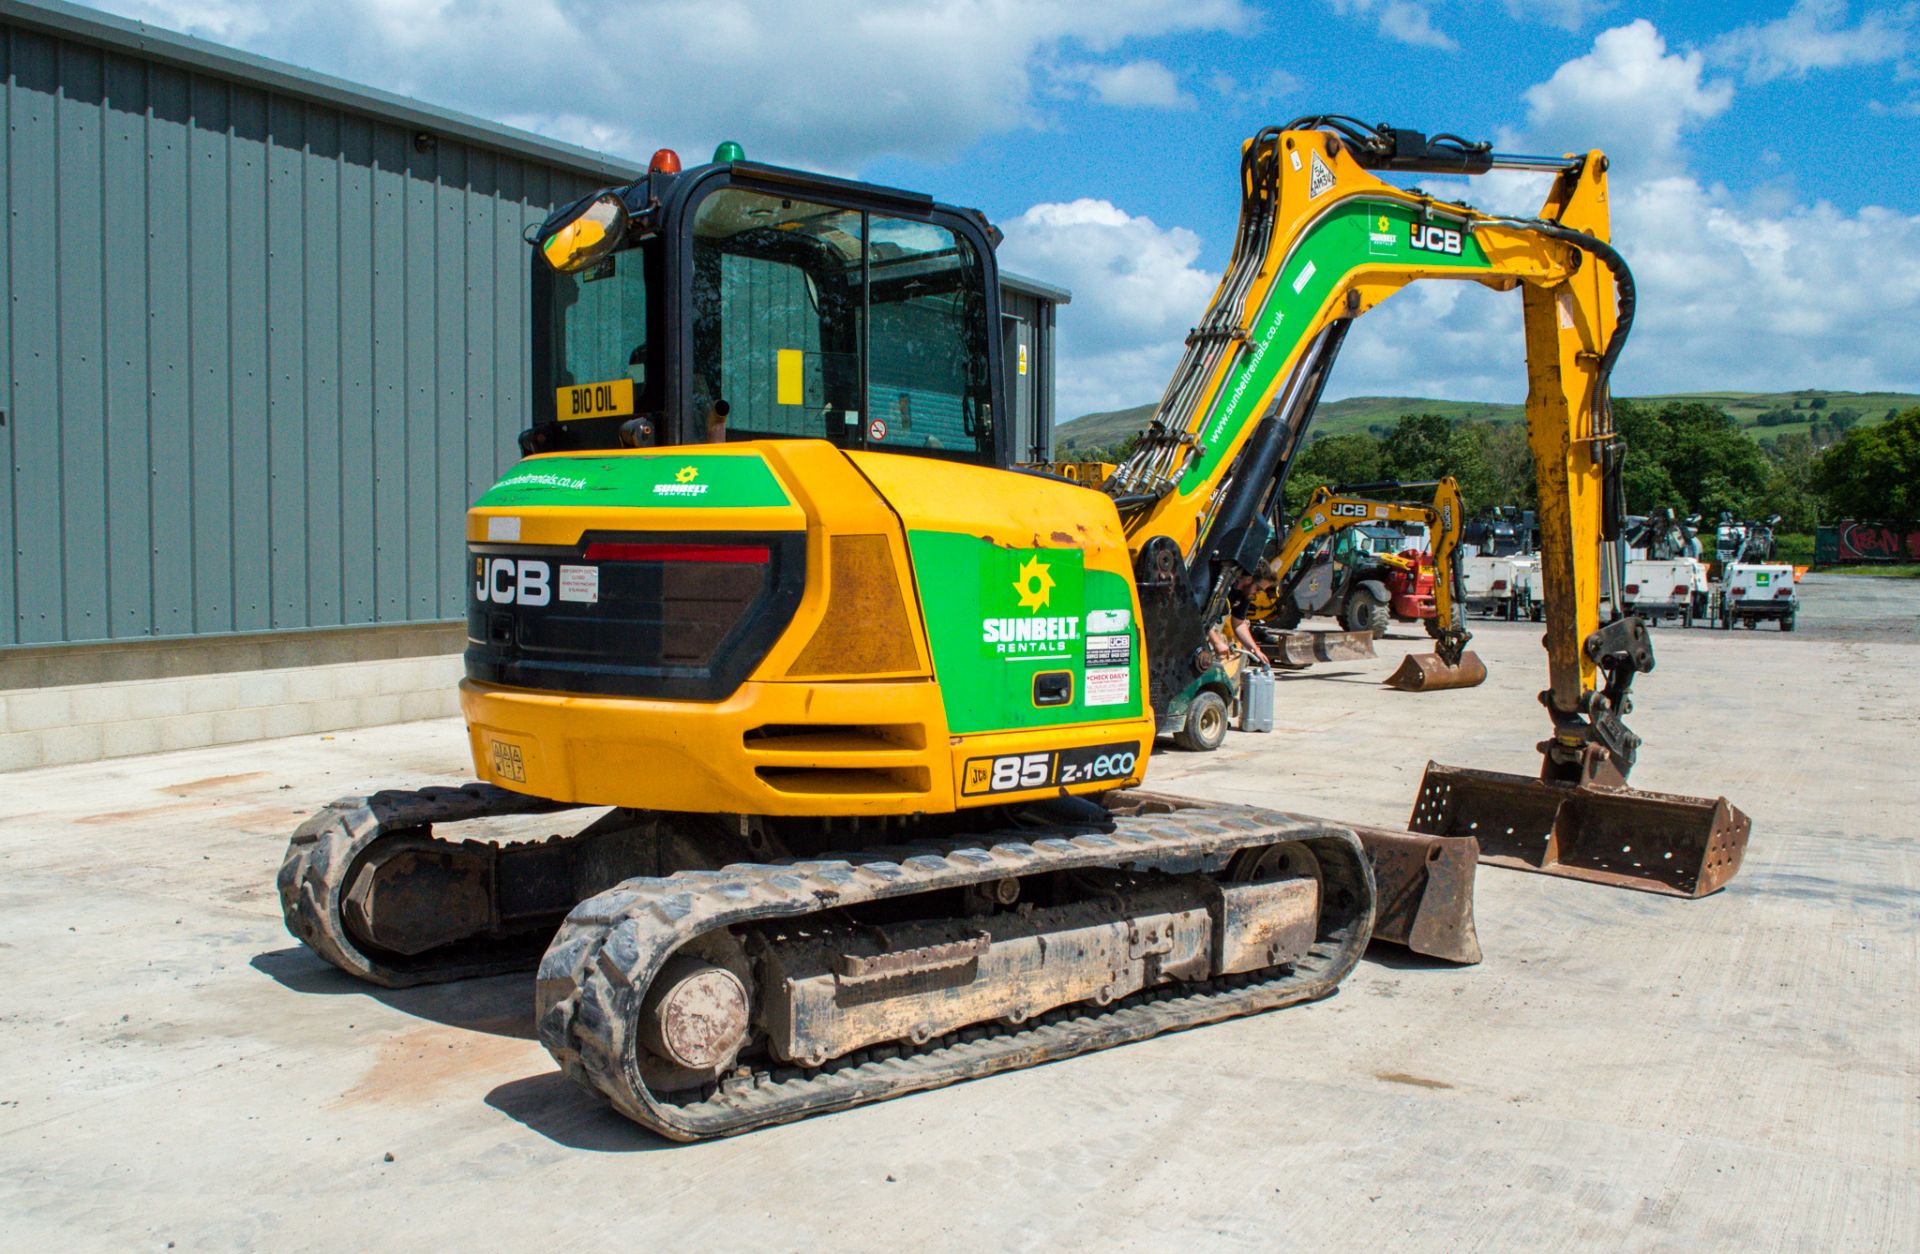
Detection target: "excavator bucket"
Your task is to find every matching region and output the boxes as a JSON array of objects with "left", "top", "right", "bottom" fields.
[
  {"left": 1352, "top": 824, "right": 1483, "bottom": 964},
  {"left": 1384, "top": 650, "right": 1488, "bottom": 692},
  {"left": 1270, "top": 629, "right": 1376, "bottom": 667},
  {"left": 1408, "top": 762, "right": 1750, "bottom": 897}
]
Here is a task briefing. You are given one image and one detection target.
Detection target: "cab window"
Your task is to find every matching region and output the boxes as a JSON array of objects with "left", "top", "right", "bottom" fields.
[{"left": 689, "top": 187, "right": 995, "bottom": 463}]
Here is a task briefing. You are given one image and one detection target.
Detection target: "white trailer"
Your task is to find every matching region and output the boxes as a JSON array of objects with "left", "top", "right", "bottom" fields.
[
  {"left": 1721, "top": 561, "right": 1797, "bottom": 631},
  {"left": 1624, "top": 556, "right": 1709, "bottom": 626},
  {"left": 1462, "top": 553, "right": 1535, "bottom": 620}
]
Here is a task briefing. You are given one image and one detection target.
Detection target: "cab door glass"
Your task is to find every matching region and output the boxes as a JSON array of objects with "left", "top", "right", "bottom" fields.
[
  {"left": 551, "top": 248, "right": 650, "bottom": 393},
  {"left": 691, "top": 190, "right": 864, "bottom": 442},
  {"left": 866, "top": 216, "right": 994, "bottom": 459}
]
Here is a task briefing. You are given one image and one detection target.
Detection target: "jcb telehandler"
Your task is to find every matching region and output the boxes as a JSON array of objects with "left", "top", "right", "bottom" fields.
[
  {"left": 281, "top": 120, "right": 1749, "bottom": 1140},
  {"left": 1250, "top": 477, "right": 1485, "bottom": 690}
]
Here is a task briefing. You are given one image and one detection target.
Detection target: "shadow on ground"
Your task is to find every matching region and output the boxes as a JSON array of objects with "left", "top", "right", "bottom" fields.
[
  {"left": 484, "top": 1072, "right": 677, "bottom": 1152},
  {"left": 1362, "top": 941, "right": 1481, "bottom": 972},
  {"left": 251, "top": 947, "right": 539, "bottom": 1040}
]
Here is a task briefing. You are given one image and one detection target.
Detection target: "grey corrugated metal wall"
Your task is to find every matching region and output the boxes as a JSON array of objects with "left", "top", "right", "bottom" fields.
[{"left": 0, "top": 14, "right": 609, "bottom": 647}]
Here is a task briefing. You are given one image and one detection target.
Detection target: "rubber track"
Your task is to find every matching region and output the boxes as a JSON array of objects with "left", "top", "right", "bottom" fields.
[
  {"left": 277, "top": 783, "right": 577, "bottom": 988},
  {"left": 537, "top": 803, "right": 1375, "bottom": 1140}
]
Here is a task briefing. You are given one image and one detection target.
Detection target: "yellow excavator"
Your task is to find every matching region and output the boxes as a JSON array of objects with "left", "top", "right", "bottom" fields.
[
  {"left": 280, "top": 120, "right": 1750, "bottom": 1140},
  {"left": 1249, "top": 477, "right": 1486, "bottom": 689}
]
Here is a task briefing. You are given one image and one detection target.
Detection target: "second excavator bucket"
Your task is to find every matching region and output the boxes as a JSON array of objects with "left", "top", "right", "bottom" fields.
[
  {"left": 1408, "top": 762, "right": 1750, "bottom": 897},
  {"left": 1352, "top": 824, "right": 1483, "bottom": 964},
  {"left": 1384, "top": 650, "right": 1488, "bottom": 692}
]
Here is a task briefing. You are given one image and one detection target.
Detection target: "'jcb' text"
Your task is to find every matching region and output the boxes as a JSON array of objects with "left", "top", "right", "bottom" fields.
[
  {"left": 1409, "top": 225, "right": 1463, "bottom": 255},
  {"left": 474, "top": 557, "right": 551, "bottom": 606}
]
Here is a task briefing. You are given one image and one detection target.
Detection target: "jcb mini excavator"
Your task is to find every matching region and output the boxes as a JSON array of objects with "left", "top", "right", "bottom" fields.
[
  {"left": 280, "top": 120, "right": 1750, "bottom": 1140},
  {"left": 1250, "top": 477, "right": 1486, "bottom": 690}
]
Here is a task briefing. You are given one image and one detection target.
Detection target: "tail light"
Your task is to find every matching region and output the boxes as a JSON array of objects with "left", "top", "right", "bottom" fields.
[
  {"left": 1491, "top": 579, "right": 1508, "bottom": 591},
  {"left": 1672, "top": 584, "right": 1690, "bottom": 597},
  {"left": 583, "top": 541, "right": 769, "bottom": 564},
  {"left": 1624, "top": 583, "right": 1639, "bottom": 596},
  {"left": 1776, "top": 588, "right": 1793, "bottom": 598}
]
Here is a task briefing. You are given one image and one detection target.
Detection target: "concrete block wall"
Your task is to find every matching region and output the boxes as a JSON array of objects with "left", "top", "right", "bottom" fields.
[{"left": 0, "top": 625, "right": 467, "bottom": 771}]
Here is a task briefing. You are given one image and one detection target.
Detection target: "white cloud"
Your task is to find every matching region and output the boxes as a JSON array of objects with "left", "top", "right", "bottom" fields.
[
  {"left": 1377, "top": 1, "right": 1458, "bottom": 49},
  {"left": 1601, "top": 180, "right": 1920, "bottom": 394},
  {"left": 1326, "top": 0, "right": 1457, "bottom": 50},
  {"left": 1710, "top": 0, "right": 1913, "bottom": 83},
  {"left": 1517, "top": 20, "right": 1732, "bottom": 176},
  {"left": 1870, "top": 93, "right": 1920, "bottom": 115},
  {"left": 1332, "top": 20, "right": 1920, "bottom": 402},
  {"left": 998, "top": 200, "right": 1219, "bottom": 417},
  {"left": 1056, "top": 59, "right": 1195, "bottom": 109},
  {"left": 83, "top": 0, "right": 1252, "bottom": 170},
  {"left": 1502, "top": 0, "right": 1612, "bottom": 32},
  {"left": 1208, "top": 67, "right": 1305, "bottom": 103}
]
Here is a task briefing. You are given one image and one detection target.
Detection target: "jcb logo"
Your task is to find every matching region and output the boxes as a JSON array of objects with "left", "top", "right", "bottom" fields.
[
  {"left": 474, "top": 557, "right": 551, "bottom": 606},
  {"left": 1409, "top": 224, "right": 1463, "bottom": 255},
  {"left": 1331, "top": 502, "right": 1369, "bottom": 517}
]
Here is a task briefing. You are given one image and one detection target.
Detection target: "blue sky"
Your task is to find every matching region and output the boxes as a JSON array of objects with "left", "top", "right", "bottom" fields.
[{"left": 85, "top": 0, "right": 1920, "bottom": 416}]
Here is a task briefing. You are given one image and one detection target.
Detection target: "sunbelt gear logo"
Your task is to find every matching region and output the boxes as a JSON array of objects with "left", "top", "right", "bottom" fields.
[
  {"left": 981, "top": 548, "right": 1084, "bottom": 657},
  {"left": 652, "top": 464, "right": 706, "bottom": 497}
]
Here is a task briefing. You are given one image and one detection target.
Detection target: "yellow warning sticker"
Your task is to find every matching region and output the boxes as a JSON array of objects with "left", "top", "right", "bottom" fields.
[
  {"left": 776, "top": 349, "right": 803, "bottom": 405},
  {"left": 488, "top": 738, "right": 527, "bottom": 782},
  {"left": 555, "top": 378, "right": 634, "bottom": 422}
]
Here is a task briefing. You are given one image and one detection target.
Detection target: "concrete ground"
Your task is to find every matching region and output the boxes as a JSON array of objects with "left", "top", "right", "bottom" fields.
[{"left": 2, "top": 576, "right": 1914, "bottom": 1250}]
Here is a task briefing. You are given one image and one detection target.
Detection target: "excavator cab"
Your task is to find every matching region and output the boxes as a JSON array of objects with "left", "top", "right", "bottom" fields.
[{"left": 524, "top": 151, "right": 1006, "bottom": 465}]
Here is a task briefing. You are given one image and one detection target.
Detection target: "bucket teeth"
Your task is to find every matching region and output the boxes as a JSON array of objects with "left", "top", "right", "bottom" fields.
[{"left": 1409, "top": 761, "right": 1750, "bottom": 897}]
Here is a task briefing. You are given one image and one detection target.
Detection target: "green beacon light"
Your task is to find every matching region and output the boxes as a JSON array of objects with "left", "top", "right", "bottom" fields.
[{"left": 712, "top": 140, "right": 746, "bottom": 164}]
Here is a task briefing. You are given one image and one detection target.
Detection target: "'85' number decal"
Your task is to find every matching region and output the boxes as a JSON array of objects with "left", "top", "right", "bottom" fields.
[{"left": 961, "top": 741, "right": 1140, "bottom": 797}]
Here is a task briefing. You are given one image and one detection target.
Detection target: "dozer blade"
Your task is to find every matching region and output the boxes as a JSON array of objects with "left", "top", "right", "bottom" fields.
[
  {"left": 1384, "top": 650, "right": 1488, "bottom": 692},
  {"left": 1271, "top": 629, "right": 1376, "bottom": 667},
  {"left": 1408, "top": 762, "right": 1750, "bottom": 897},
  {"left": 1353, "top": 824, "right": 1482, "bottom": 964}
]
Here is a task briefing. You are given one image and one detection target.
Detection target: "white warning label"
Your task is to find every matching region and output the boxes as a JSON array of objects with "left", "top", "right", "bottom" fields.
[
  {"left": 1085, "top": 633, "right": 1131, "bottom": 667},
  {"left": 1085, "top": 667, "right": 1131, "bottom": 707},
  {"left": 558, "top": 564, "right": 600, "bottom": 604},
  {"left": 1308, "top": 151, "right": 1336, "bottom": 199}
]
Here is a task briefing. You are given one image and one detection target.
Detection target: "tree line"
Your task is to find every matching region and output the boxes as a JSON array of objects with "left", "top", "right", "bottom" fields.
[{"left": 1081, "top": 402, "right": 1920, "bottom": 533}]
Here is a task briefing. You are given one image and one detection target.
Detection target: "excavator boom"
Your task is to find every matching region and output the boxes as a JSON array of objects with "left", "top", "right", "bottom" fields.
[{"left": 1099, "top": 118, "right": 1749, "bottom": 897}]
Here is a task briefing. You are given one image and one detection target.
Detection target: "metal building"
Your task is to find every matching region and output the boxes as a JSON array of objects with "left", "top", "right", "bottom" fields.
[
  {"left": 0, "top": 0, "right": 633, "bottom": 650},
  {"left": 0, "top": 0, "right": 1068, "bottom": 768},
  {"left": 1001, "top": 272, "right": 1069, "bottom": 464}
]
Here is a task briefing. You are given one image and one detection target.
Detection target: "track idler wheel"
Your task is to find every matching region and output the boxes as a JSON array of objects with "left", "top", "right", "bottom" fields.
[{"left": 637, "top": 951, "right": 754, "bottom": 1090}]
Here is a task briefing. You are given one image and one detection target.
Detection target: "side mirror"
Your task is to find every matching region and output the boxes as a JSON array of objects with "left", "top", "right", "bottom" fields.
[{"left": 539, "top": 192, "right": 629, "bottom": 273}]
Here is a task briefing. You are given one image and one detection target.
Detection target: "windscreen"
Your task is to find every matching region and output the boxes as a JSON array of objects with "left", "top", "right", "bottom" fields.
[{"left": 690, "top": 187, "right": 995, "bottom": 463}]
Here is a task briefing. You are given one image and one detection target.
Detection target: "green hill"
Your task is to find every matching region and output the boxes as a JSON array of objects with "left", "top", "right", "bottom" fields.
[{"left": 1053, "top": 389, "right": 1920, "bottom": 454}]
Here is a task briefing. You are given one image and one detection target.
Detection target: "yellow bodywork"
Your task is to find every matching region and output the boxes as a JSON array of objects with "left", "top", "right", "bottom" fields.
[{"left": 461, "top": 441, "right": 1152, "bottom": 815}]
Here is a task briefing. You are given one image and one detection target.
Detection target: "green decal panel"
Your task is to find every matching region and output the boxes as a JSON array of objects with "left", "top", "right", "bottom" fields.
[
  {"left": 1181, "top": 198, "right": 1491, "bottom": 493},
  {"left": 906, "top": 530, "right": 1142, "bottom": 735},
  {"left": 475, "top": 454, "right": 791, "bottom": 509}
]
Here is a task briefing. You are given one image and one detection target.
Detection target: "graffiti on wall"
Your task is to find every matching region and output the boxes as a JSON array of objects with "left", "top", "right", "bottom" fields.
[{"left": 1815, "top": 522, "right": 1920, "bottom": 564}]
